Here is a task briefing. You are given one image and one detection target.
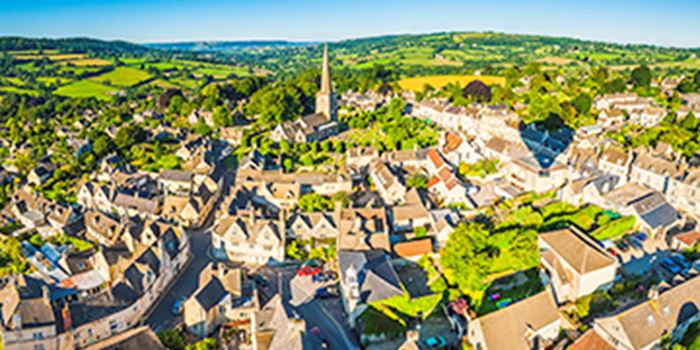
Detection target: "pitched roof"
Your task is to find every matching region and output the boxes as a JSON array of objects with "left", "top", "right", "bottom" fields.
[
  {"left": 113, "top": 193, "right": 159, "bottom": 215},
  {"left": 256, "top": 294, "right": 308, "bottom": 350},
  {"left": 195, "top": 278, "right": 228, "bottom": 311},
  {"left": 600, "top": 147, "right": 629, "bottom": 166},
  {"left": 633, "top": 150, "right": 678, "bottom": 176},
  {"left": 84, "top": 326, "right": 166, "bottom": 350},
  {"left": 673, "top": 231, "right": 700, "bottom": 247},
  {"left": 485, "top": 136, "right": 512, "bottom": 154},
  {"left": 474, "top": 290, "right": 560, "bottom": 350},
  {"left": 393, "top": 239, "right": 433, "bottom": 258},
  {"left": 427, "top": 148, "right": 446, "bottom": 169},
  {"left": 540, "top": 228, "right": 616, "bottom": 275},
  {"left": 159, "top": 169, "right": 192, "bottom": 183},
  {"left": 567, "top": 330, "right": 615, "bottom": 350},
  {"left": 596, "top": 276, "right": 700, "bottom": 349},
  {"left": 442, "top": 132, "right": 463, "bottom": 154},
  {"left": 338, "top": 250, "right": 404, "bottom": 303}
]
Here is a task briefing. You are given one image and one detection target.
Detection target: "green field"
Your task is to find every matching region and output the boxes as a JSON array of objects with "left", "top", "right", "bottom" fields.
[
  {"left": 0, "top": 86, "right": 38, "bottom": 96},
  {"left": 89, "top": 66, "right": 152, "bottom": 87},
  {"left": 54, "top": 80, "right": 118, "bottom": 100},
  {"left": 399, "top": 74, "right": 506, "bottom": 91},
  {"left": 37, "top": 76, "right": 73, "bottom": 86}
]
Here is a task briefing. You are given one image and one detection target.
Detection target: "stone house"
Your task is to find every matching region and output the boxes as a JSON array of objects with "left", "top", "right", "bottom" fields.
[
  {"left": 598, "top": 146, "right": 632, "bottom": 181},
  {"left": 539, "top": 228, "right": 618, "bottom": 303},
  {"left": 184, "top": 263, "right": 256, "bottom": 338},
  {"left": 592, "top": 277, "right": 700, "bottom": 350},
  {"left": 369, "top": 161, "right": 406, "bottom": 205},
  {"left": 211, "top": 214, "right": 285, "bottom": 266},
  {"left": 467, "top": 289, "right": 560, "bottom": 350}
]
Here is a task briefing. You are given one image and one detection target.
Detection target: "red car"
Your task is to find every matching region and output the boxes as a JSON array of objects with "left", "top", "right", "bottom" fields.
[{"left": 297, "top": 265, "right": 321, "bottom": 276}]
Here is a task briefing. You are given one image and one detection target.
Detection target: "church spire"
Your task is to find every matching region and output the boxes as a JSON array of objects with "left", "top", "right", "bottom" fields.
[{"left": 320, "top": 43, "right": 332, "bottom": 93}]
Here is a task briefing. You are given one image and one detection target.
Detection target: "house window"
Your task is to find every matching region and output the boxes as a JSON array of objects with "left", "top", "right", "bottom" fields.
[
  {"left": 109, "top": 320, "right": 119, "bottom": 333},
  {"left": 34, "top": 345, "right": 45, "bottom": 350},
  {"left": 32, "top": 332, "right": 43, "bottom": 339}
]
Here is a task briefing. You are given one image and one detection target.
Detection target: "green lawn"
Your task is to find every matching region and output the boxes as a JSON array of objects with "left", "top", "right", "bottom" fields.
[
  {"left": 477, "top": 269, "right": 543, "bottom": 315},
  {"left": 90, "top": 66, "right": 152, "bottom": 87},
  {"left": 54, "top": 80, "right": 118, "bottom": 101},
  {"left": 590, "top": 216, "right": 636, "bottom": 241}
]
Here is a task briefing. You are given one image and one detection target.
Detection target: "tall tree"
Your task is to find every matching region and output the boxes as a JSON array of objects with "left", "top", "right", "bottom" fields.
[{"left": 630, "top": 65, "right": 652, "bottom": 88}]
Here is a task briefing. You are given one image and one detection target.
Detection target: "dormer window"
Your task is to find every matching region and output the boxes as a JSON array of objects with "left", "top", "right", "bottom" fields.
[{"left": 647, "top": 314, "right": 655, "bottom": 325}]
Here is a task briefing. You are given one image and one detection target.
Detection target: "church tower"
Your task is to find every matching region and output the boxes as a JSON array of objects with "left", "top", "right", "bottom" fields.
[{"left": 315, "top": 43, "right": 337, "bottom": 121}]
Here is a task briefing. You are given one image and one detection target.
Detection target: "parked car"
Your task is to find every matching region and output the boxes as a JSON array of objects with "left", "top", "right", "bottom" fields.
[
  {"left": 312, "top": 273, "right": 328, "bottom": 283},
  {"left": 616, "top": 240, "right": 630, "bottom": 252},
  {"left": 172, "top": 297, "right": 186, "bottom": 315},
  {"left": 633, "top": 232, "right": 648, "bottom": 242},
  {"left": 625, "top": 235, "right": 643, "bottom": 249},
  {"left": 298, "top": 265, "right": 322, "bottom": 276},
  {"left": 660, "top": 258, "right": 682, "bottom": 275},
  {"left": 606, "top": 247, "right": 617, "bottom": 257},
  {"left": 669, "top": 255, "right": 690, "bottom": 269},
  {"left": 425, "top": 336, "right": 447, "bottom": 349}
]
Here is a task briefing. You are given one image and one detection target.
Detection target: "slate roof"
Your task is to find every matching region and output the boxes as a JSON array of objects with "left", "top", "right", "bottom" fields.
[
  {"left": 195, "top": 278, "right": 228, "bottom": 311},
  {"left": 67, "top": 283, "right": 138, "bottom": 328},
  {"left": 638, "top": 201, "right": 680, "bottom": 230},
  {"left": 338, "top": 250, "right": 403, "bottom": 303}
]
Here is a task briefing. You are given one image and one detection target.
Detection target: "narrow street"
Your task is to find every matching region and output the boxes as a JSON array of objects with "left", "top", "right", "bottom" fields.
[{"left": 144, "top": 225, "right": 213, "bottom": 332}]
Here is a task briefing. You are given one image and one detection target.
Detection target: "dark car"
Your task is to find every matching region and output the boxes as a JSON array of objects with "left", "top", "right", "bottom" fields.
[
  {"left": 615, "top": 239, "right": 630, "bottom": 252},
  {"left": 633, "top": 232, "right": 648, "bottom": 242},
  {"left": 625, "top": 235, "right": 642, "bottom": 249}
]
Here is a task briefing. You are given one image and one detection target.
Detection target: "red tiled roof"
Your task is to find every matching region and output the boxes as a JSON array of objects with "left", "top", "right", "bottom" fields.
[
  {"left": 393, "top": 238, "right": 433, "bottom": 258},
  {"left": 567, "top": 330, "right": 615, "bottom": 350},
  {"left": 427, "top": 149, "right": 445, "bottom": 169},
  {"left": 428, "top": 176, "right": 440, "bottom": 189},
  {"left": 442, "top": 132, "right": 463, "bottom": 154},
  {"left": 438, "top": 167, "right": 459, "bottom": 190},
  {"left": 674, "top": 231, "right": 700, "bottom": 247}
]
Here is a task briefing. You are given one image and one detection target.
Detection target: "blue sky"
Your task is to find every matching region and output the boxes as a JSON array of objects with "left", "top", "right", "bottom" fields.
[{"left": 0, "top": 0, "right": 698, "bottom": 47}]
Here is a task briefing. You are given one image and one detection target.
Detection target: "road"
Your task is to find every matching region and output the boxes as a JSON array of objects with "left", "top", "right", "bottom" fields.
[
  {"left": 145, "top": 225, "right": 212, "bottom": 332},
  {"left": 297, "top": 301, "right": 360, "bottom": 350},
  {"left": 262, "top": 265, "right": 360, "bottom": 350}
]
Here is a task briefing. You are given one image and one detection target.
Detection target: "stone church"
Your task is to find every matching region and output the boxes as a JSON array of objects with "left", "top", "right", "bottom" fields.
[{"left": 270, "top": 44, "right": 339, "bottom": 144}]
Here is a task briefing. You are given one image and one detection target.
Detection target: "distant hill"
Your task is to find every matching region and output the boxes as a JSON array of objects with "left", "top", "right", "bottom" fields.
[
  {"left": 0, "top": 37, "right": 149, "bottom": 54},
  {"left": 190, "top": 31, "right": 700, "bottom": 77},
  {"left": 146, "top": 40, "right": 316, "bottom": 52}
]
